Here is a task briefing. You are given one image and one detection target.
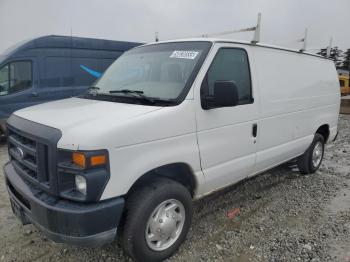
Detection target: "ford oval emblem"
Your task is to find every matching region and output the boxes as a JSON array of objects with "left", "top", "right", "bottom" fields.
[{"left": 15, "top": 147, "right": 25, "bottom": 160}]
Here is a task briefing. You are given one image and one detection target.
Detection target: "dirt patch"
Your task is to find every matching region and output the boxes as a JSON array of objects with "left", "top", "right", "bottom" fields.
[{"left": 0, "top": 115, "right": 349, "bottom": 261}]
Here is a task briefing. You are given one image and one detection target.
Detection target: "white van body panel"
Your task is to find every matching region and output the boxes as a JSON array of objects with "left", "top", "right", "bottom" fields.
[
  {"left": 193, "top": 43, "right": 259, "bottom": 194},
  {"left": 252, "top": 47, "right": 340, "bottom": 172},
  {"left": 102, "top": 100, "right": 205, "bottom": 199},
  {"left": 12, "top": 39, "right": 340, "bottom": 200}
]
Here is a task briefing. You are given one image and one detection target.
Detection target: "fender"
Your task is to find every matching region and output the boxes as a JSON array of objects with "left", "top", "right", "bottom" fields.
[{"left": 100, "top": 132, "right": 206, "bottom": 200}]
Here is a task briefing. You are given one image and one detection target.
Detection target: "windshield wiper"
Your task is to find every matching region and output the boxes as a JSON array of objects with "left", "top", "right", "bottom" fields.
[
  {"left": 84, "top": 88, "right": 175, "bottom": 106},
  {"left": 86, "top": 86, "right": 100, "bottom": 95},
  {"left": 109, "top": 89, "right": 156, "bottom": 104},
  {"left": 109, "top": 89, "right": 144, "bottom": 94}
]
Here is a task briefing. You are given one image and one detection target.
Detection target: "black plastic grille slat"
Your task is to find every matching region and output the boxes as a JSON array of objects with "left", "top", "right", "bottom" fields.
[
  {"left": 8, "top": 128, "right": 50, "bottom": 190},
  {"left": 9, "top": 148, "right": 37, "bottom": 172},
  {"left": 8, "top": 135, "right": 36, "bottom": 157},
  {"left": 37, "top": 143, "right": 49, "bottom": 182},
  {"left": 12, "top": 160, "right": 36, "bottom": 179}
]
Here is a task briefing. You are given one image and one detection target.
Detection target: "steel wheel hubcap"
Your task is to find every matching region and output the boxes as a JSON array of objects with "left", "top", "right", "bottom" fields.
[
  {"left": 312, "top": 141, "right": 323, "bottom": 167},
  {"left": 145, "top": 199, "right": 185, "bottom": 251}
]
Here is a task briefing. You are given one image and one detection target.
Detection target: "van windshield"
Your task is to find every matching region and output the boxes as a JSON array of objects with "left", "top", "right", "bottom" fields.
[{"left": 89, "top": 41, "right": 211, "bottom": 105}]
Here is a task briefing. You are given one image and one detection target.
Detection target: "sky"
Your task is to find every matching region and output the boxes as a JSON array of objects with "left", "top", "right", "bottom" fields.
[{"left": 0, "top": 0, "right": 349, "bottom": 54}]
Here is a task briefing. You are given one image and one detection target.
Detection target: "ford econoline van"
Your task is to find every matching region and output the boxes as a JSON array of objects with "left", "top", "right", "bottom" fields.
[
  {"left": 0, "top": 35, "right": 142, "bottom": 139},
  {"left": 3, "top": 39, "right": 340, "bottom": 261}
]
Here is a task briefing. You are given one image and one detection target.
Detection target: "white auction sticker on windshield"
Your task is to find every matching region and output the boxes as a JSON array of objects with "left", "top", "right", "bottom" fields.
[{"left": 170, "top": 51, "right": 199, "bottom": 60}]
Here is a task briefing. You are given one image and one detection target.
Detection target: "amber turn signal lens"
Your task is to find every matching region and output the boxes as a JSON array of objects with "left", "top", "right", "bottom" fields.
[
  {"left": 72, "top": 152, "right": 86, "bottom": 168},
  {"left": 90, "top": 155, "right": 107, "bottom": 167}
]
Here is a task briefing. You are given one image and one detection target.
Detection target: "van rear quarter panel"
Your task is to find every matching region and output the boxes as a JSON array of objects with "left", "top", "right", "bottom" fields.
[{"left": 252, "top": 47, "right": 340, "bottom": 172}]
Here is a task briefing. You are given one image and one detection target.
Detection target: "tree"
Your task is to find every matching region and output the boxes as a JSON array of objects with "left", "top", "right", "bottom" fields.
[
  {"left": 317, "top": 46, "right": 343, "bottom": 68},
  {"left": 342, "top": 48, "right": 350, "bottom": 71}
]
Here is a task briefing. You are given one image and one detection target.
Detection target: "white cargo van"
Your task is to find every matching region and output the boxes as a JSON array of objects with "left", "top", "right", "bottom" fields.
[{"left": 4, "top": 39, "right": 340, "bottom": 261}]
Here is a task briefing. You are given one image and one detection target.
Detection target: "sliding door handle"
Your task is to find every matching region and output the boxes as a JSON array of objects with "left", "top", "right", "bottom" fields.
[{"left": 252, "top": 123, "right": 258, "bottom": 138}]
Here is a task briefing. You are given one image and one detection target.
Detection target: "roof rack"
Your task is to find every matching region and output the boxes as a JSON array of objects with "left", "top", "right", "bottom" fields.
[{"left": 200, "top": 13, "right": 262, "bottom": 44}]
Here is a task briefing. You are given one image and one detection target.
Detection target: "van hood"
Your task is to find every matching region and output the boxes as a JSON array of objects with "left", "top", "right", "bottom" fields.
[
  {"left": 12, "top": 97, "right": 195, "bottom": 151},
  {"left": 14, "top": 97, "right": 163, "bottom": 131}
]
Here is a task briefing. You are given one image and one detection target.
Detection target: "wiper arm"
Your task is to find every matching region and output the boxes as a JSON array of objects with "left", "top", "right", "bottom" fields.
[
  {"left": 86, "top": 86, "right": 100, "bottom": 95},
  {"left": 109, "top": 89, "right": 144, "bottom": 94},
  {"left": 82, "top": 88, "right": 176, "bottom": 106},
  {"left": 109, "top": 89, "right": 155, "bottom": 103}
]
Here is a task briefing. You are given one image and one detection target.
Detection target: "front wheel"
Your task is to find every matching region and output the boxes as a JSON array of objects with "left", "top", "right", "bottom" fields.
[
  {"left": 297, "top": 133, "right": 325, "bottom": 174},
  {"left": 122, "top": 178, "right": 193, "bottom": 262}
]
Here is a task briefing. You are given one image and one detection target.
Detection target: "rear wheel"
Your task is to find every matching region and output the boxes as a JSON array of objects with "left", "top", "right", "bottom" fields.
[
  {"left": 122, "top": 178, "right": 193, "bottom": 262},
  {"left": 297, "top": 133, "right": 325, "bottom": 174}
]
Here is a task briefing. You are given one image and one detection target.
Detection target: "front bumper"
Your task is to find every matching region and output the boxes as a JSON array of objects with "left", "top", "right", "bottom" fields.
[{"left": 4, "top": 162, "right": 124, "bottom": 247}]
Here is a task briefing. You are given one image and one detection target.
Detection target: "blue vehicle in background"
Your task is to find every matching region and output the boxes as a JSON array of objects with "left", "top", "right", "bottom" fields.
[{"left": 0, "top": 35, "right": 142, "bottom": 138}]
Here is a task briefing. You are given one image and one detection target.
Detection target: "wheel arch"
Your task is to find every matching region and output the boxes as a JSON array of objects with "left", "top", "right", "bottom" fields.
[
  {"left": 126, "top": 162, "right": 198, "bottom": 198},
  {"left": 315, "top": 124, "right": 330, "bottom": 143}
]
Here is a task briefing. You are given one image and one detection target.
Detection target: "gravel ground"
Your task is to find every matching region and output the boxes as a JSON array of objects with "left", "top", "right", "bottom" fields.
[{"left": 0, "top": 115, "right": 349, "bottom": 262}]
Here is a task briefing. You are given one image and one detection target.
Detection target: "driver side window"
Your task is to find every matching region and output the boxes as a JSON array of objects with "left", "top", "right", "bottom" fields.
[
  {"left": 0, "top": 61, "right": 32, "bottom": 96},
  {"left": 203, "top": 48, "right": 253, "bottom": 105}
]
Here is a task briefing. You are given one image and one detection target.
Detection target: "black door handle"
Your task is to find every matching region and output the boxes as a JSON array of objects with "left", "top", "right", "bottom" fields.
[{"left": 252, "top": 123, "right": 258, "bottom": 138}]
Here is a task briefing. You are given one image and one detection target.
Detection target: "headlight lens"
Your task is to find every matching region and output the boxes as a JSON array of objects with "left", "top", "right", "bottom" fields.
[{"left": 75, "top": 175, "right": 87, "bottom": 195}]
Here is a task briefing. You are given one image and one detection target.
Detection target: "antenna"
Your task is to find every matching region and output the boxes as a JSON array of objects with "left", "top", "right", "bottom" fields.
[
  {"left": 299, "top": 28, "right": 308, "bottom": 52},
  {"left": 326, "top": 37, "right": 333, "bottom": 57}
]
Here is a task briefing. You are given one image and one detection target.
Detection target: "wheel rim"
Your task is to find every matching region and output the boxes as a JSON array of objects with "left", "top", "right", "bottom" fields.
[
  {"left": 145, "top": 199, "right": 185, "bottom": 251},
  {"left": 312, "top": 141, "right": 323, "bottom": 168}
]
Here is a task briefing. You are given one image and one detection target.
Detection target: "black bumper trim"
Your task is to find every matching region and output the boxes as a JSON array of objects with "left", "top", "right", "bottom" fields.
[
  {"left": 4, "top": 162, "right": 124, "bottom": 247},
  {"left": 29, "top": 217, "right": 117, "bottom": 247}
]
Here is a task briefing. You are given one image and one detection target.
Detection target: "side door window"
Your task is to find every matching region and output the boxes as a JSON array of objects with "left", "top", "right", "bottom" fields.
[
  {"left": 43, "top": 57, "right": 73, "bottom": 88},
  {"left": 202, "top": 48, "right": 253, "bottom": 106},
  {"left": 72, "top": 58, "right": 101, "bottom": 87},
  {"left": 0, "top": 61, "right": 32, "bottom": 96},
  {"left": 0, "top": 64, "right": 9, "bottom": 95}
]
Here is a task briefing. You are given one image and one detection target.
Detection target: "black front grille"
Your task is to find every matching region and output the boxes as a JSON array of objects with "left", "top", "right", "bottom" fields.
[
  {"left": 8, "top": 129, "right": 51, "bottom": 191},
  {"left": 7, "top": 115, "right": 62, "bottom": 196}
]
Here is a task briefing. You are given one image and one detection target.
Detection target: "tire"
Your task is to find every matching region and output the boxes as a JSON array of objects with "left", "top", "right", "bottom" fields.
[
  {"left": 297, "top": 133, "right": 325, "bottom": 174},
  {"left": 122, "top": 178, "right": 193, "bottom": 262}
]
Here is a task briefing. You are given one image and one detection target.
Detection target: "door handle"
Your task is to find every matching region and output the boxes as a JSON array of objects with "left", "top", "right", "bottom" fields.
[
  {"left": 30, "top": 92, "right": 38, "bottom": 97},
  {"left": 252, "top": 123, "right": 258, "bottom": 138}
]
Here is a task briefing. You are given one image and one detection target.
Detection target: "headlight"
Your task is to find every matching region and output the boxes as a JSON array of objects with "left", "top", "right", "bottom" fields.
[
  {"left": 57, "top": 149, "right": 110, "bottom": 202},
  {"left": 75, "top": 175, "right": 87, "bottom": 195}
]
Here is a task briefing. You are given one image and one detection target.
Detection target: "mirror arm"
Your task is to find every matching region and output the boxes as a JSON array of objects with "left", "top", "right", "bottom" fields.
[{"left": 202, "top": 95, "right": 215, "bottom": 110}]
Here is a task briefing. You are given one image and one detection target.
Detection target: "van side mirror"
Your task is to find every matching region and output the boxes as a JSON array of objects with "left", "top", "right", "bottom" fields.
[{"left": 202, "top": 81, "right": 239, "bottom": 110}]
